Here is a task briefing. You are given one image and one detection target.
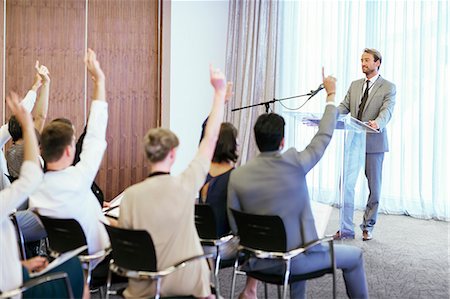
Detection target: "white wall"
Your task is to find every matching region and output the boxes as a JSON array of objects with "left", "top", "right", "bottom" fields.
[{"left": 162, "top": 0, "right": 229, "bottom": 174}]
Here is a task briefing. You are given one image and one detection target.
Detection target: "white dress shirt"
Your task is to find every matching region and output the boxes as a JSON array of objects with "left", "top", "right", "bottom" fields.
[
  {"left": 0, "top": 161, "right": 43, "bottom": 297},
  {"left": 29, "top": 100, "right": 110, "bottom": 255}
]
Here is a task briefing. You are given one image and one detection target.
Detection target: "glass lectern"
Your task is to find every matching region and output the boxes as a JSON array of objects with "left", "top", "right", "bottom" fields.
[{"left": 283, "top": 112, "right": 378, "bottom": 237}]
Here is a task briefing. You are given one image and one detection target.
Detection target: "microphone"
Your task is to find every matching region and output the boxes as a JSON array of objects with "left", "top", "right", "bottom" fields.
[{"left": 309, "top": 84, "right": 325, "bottom": 97}]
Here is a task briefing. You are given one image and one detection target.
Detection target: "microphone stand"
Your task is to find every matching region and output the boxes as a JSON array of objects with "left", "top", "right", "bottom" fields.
[{"left": 231, "top": 88, "right": 323, "bottom": 113}]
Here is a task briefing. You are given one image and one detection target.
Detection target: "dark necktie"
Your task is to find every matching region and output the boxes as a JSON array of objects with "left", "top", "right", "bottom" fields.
[{"left": 357, "top": 80, "right": 370, "bottom": 120}]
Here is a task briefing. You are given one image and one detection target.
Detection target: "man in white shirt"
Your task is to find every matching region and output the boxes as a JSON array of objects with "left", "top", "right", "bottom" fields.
[
  {"left": 0, "top": 91, "right": 44, "bottom": 296},
  {"left": 29, "top": 49, "right": 110, "bottom": 256}
]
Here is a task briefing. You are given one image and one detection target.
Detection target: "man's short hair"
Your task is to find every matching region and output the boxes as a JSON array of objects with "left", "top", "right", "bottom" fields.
[
  {"left": 40, "top": 121, "right": 75, "bottom": 163},
  {"left": 144, "top": 128, "right": 179, "bottom": 163},
  {"left": 8, "top": 116, "right": 22, "bottom": 142},
  {"left": 213, "top": 122, "right": 238, "bottom": 163},
  {"left": 363, "top": 48, "right": 382, "bottom": 69},
  {"left": 254, "top": 113, "right": 285, "bottom": 152}
]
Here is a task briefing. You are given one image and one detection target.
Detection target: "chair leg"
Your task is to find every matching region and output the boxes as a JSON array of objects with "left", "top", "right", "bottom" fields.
[
  {"left": 330, "top": 240, "right": 336, "bottom": 299},
  {"left": 230, "top": 257, "right": 239, "bottom": 299},
  {"left": 63, "top": 275, "right": 75, "bottom": 299},
  {"left": 264, "top": 283, "right": 268, "bottom": 299},
  {"left": 214, "top": 252, "right": 221, "bottom": 297},
  {"left": 106, "top": 266, "right": 112, "bottom": 299},
  {"left": 86, "top": 262, "right": 92, "bottom": 287},
  {"left": 282, "top": 260, "right": 291, "bottom": 299},
  {"left": 99, "top": 286, "right": 106, "bottom": 299},
  {"left": 155, "top": 277, "right": 162, "bottom": 299}
]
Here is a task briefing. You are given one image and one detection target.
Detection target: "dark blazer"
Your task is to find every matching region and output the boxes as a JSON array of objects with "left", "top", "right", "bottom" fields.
[
  {"left": 338, "top": 76, "right": 396, "bottom": 153},
  {"left": 227, "top": 105, "right": 338, "bottom": 251}
]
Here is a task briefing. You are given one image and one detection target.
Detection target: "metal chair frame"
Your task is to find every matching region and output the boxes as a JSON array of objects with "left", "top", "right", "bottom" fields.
[
  {"left": 230, "top": 209, "right": 336, "bottom": 299},
  {"left": 37, "top": 215, "right": 110, "bottom": 288},
  {"left": 104, "top": 224, "right": 212, "bottom": 299},
  {"left": 194, "top": 204, "right": 235, "bottom": 297},
  {"left": 0, "top": 272, "right": 74, "bottom": 299}
]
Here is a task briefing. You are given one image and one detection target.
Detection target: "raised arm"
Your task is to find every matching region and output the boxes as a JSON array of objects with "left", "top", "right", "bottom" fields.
[
  {"left": 0, "top": 92, "right": 43, "bottom": 219},
  {"left": 32, "top": 61, "right": 50, "bottom": 132},
  {"left": 197, "top": 66, "right": 227, "bottom": 160},
  {"left": 297, "top": 69, "right": 338, "bottom": 172},
  {"left": 85, "top": 48, "right": 105, "bottom": 102},
  {"left": 73, "top": 49, "right": 108, "bottom": 184},
  {"left": 199, "top": 81, "right": 233, "bottom": 143},
  {"left": 20, "top": 73, "right": 40, "bottom": 113},
  {"left": 8, "top": 92, "right": 40, "bottom": 166}
]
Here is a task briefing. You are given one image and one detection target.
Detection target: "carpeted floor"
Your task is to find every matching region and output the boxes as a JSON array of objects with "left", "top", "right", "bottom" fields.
[{"left": 98, "top": 208, "right": 450, "bottom": 299}]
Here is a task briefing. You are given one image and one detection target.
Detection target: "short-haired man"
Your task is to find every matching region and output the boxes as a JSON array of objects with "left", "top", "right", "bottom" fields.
[
  {"left": 335, "top": 48, "right": 396, "bottom": 241},
  {"left": 119, "top": 66, "right": 228, "bottom": 299},
  {"left": 29, "top": 49, "right": 110, "bottom": 257},
  {"left": 228, "top": 70, "right": 369, "bottom": 299}
]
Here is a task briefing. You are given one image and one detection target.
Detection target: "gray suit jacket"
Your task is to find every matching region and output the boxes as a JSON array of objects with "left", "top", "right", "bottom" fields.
[
  {"left": 338, "top": 76, "right": 396, "bottom": 153},
  {"left": 227, "top": 105, "right": 338, "bottom": 251}
]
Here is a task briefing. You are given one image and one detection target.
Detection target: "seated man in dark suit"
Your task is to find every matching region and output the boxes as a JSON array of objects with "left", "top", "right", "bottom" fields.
[{"left": 227, "top": 70, "right": 369, "bottom": 299}]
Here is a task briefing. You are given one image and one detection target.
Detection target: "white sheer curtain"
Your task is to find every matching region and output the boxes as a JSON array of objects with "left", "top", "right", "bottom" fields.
[{"left": 277, "top": 0, "right": 449, "bottom": 220}]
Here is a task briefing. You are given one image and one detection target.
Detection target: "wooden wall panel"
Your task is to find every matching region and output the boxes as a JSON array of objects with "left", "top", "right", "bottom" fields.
[
  {"left": 6, "top": 0, "right": 86, "bottom": 133},
  {"left": 88, "top": 0, "right": 160, "bottom": 200},
  {"left": 3, "top": 0, "right": 160, "bottom": 202}
]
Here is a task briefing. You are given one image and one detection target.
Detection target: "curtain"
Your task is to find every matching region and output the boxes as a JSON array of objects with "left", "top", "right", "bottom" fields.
[
  {"left": 225, "top": 0, "right": 280, "bottom": 164},
  {"left": 277, "top": 0, "right": 449, "bottom": 220}
]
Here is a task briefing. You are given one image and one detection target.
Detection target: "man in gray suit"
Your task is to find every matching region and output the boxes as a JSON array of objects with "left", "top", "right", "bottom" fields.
[
  {"left": 228, "top": 71, "right": 368, "bottom": 299},
  {"left": 335, "top": 48, "right": 396, "bottom": 241}
]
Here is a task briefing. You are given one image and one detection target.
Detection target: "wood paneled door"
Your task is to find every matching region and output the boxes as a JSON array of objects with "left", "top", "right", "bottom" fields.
[{"left": 1, "top": 0, "right": 161, "bottom": 200}]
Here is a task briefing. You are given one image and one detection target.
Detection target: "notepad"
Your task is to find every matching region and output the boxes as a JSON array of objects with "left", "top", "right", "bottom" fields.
[
  {"left": 29, "top": 245, "right": 87, "bottom": 278},
  {"left": 102, "top": 192, "right": 123, "bottom": 219}
]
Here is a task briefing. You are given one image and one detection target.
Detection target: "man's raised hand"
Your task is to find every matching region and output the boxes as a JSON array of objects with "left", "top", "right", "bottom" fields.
[
  {"left": 84, "top": 48, "right": 105, "bottom": 83},
  {"left": 35, "top": 60, "right": 50, "bottom": 83}
]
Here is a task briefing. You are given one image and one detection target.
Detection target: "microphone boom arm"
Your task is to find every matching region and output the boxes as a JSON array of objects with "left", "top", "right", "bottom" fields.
[{"left": 231, "top": 84, "right": 324, "bottom": 113}]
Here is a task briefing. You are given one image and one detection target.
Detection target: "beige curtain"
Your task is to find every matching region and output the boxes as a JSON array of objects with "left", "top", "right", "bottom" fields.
[{"left": 225, "top": 0, "right": 280, "bottom": 165}]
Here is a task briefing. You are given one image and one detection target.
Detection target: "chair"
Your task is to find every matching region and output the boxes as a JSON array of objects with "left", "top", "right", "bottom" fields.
[
  {"left": 194, "top": 204, "right": 235, "bottom": 297},
  {"left": 104, "top": 224, "right": 213, "bottom": 299},
  {"left": 230, "top": 209, "right": 336, "bottom": 299},
  {"left": 37, "top": 215, "right": 110, "bottom": 288},
  {"left": 0, "top": 272, "right": 74, "bottom": 299},
  {"left": 10, "top": 211, "right": 48, "bottom": 259}
]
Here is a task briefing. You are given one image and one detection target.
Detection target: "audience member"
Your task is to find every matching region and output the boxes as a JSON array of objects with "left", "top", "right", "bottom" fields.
[
  {"left": 0, "top": 92, "right": 83, "bottom": 298},
  {"left": 28, "top": 49, "right": 110, "bottom": 259},
  {"left": 199, "top": 121, "right": 239, "bottom": 258},
  {"left": 7, "top": 61, "right": 50, "bottom": 179},
  {"left": 0, "top": 73, "right": 41, "bottom": 190},
  {"left": 119, "top": 65, "right": 228, "bottom": 299},
  {"left": 227, "top": 69, "right": 369, "bottom": 299}
]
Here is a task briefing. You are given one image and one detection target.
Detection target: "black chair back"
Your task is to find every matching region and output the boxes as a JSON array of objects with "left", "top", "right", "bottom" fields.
[
  {"left": 194, "top": 204, "right": 218, "bottom": 239},
  {"left": 38, "top": 215, "right": 88, "bottom": 255},
  {"left": 104, "top": 225, "right": 157, "bottom": 272},
  {"left": 231, "top": 209, "right": 287, "bottom": 252}
]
